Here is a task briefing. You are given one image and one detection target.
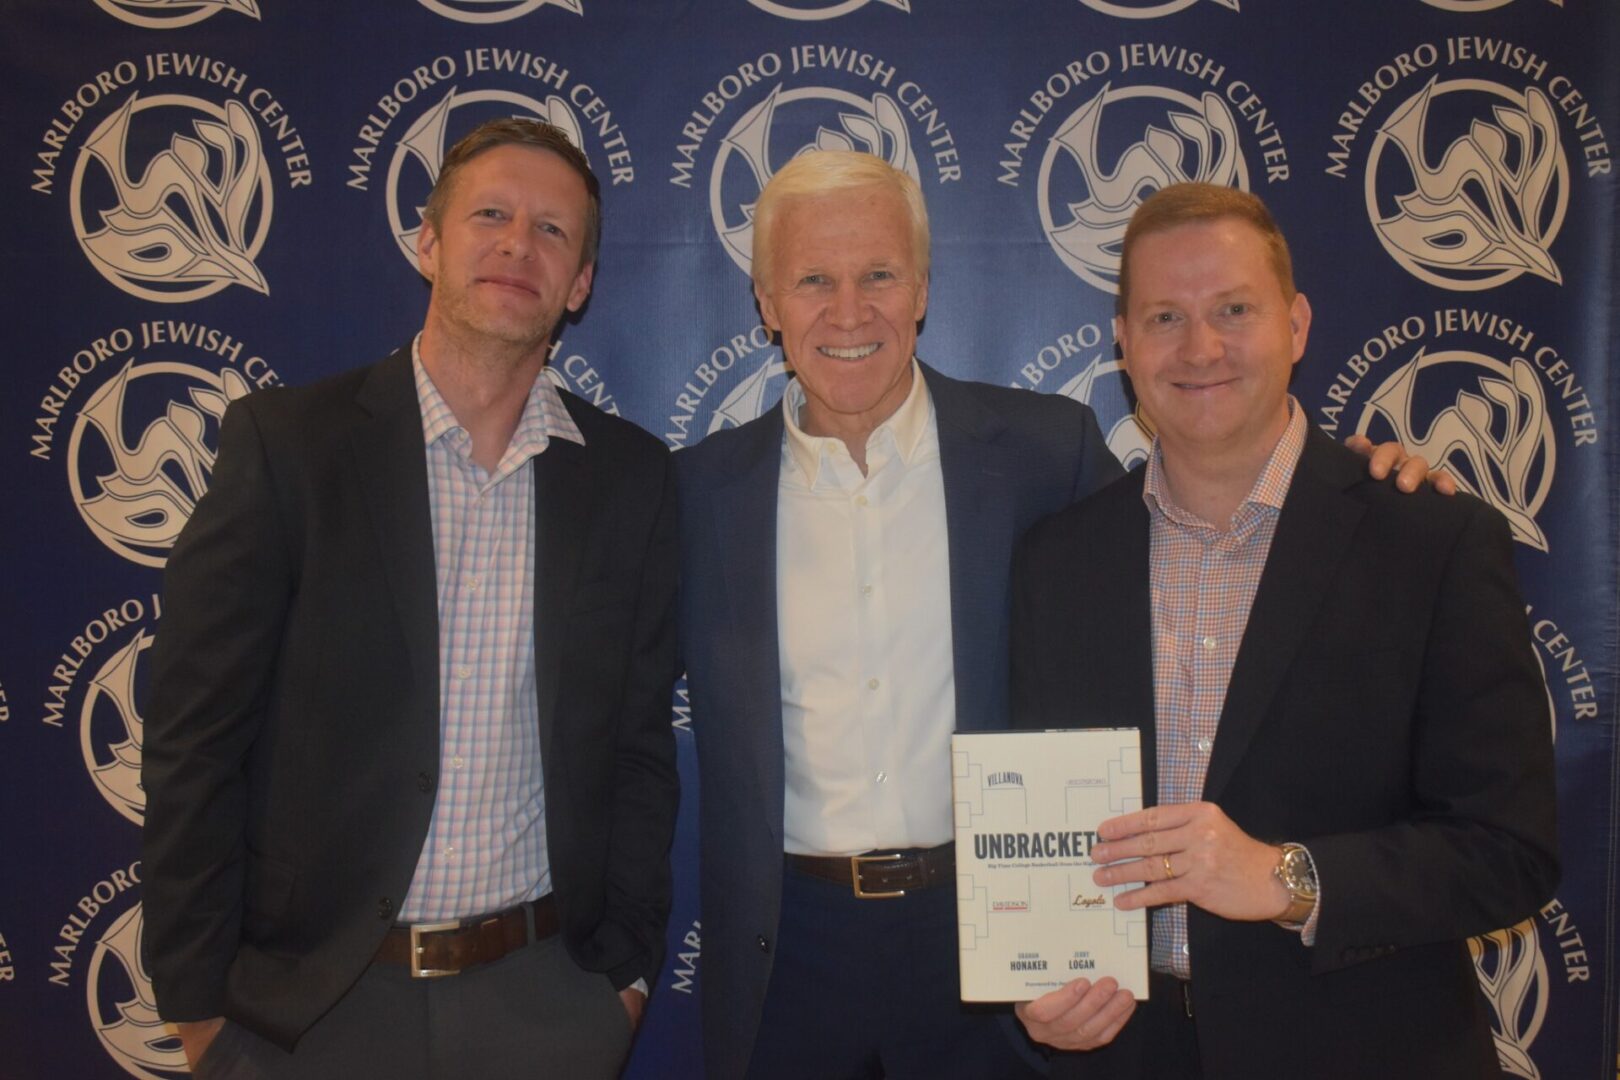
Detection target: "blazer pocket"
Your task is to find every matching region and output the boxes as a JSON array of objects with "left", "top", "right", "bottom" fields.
[{"left": 241, "top": 848, "right": 296, "bottom": 943}]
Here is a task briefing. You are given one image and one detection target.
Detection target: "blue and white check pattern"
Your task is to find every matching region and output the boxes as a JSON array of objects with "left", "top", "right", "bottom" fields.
[
  {"left": 398, "top": 339, "right": 584, "bottom": 922},
  {"left": 1142, "top": 401, "right": 1307, "bottom": 980}
]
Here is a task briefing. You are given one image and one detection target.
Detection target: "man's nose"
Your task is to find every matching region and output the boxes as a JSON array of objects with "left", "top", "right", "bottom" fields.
[
  {"left": 828, "top": 281, "right": 866, "bottom": 329},
  {"left": 496, "top": 219, "right": 535, "bottom": 260},
  {"left": 1186, "top": 318, "right": 1224, "bottom": 363}
]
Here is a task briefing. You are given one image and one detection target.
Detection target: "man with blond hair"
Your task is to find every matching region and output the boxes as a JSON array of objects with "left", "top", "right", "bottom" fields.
[
  {"left": 678, "top": 156, "right": 1438, "bottom": 1078},
  {"left": 1010, "top": 182, "right": 1558, "bottom": 1077},
  {"left": 143, "top": 119, "right": 679, "bottom": 1079}
]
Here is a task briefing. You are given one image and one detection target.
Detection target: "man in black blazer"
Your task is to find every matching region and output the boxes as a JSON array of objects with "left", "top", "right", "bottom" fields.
[
  {"left": 1010, "top": 183, "right": 1558, "bottom": 1078},
  {"left": 141, "top": 120, "right": 679, "bottom": 1079}
]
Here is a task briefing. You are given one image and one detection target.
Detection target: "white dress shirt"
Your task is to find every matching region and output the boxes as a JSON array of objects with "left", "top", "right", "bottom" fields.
[{"left": 776, "top": 361, "right": 957, "bottom": 856}]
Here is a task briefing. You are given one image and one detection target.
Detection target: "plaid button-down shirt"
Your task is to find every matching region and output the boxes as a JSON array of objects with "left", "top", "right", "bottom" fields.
[
  {"left": 1145, "top": 402, "right": 1306, "bottom": 980},
  {"left": 398, "top": 339, "right": 584, "bottom": 922}
]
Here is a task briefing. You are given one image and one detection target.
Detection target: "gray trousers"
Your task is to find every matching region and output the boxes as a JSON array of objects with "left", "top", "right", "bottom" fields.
[{"left": 194, "top": 936, "right": 633, "bottom": 1080}]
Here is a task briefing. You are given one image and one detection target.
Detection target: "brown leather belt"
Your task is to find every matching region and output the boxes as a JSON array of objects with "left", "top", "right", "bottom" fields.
[
  {"left": 787, "top": 844, "right": 954, "bottom": 899},
  {"left": 376, "top": 895, "right": 558, "bottom": 978}
]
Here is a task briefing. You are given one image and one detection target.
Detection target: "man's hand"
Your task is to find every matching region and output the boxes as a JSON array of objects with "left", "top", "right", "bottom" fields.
[
  {"left": 1014, "top": 977, "right": 1136, "bottom": 1051},
  {"left": 1345, "top": 435, "right": 1457, "bottom": 495},
  {"left": 174, "top": 1017, "right": 226, "bottom": 1071},
  {"left": 1092, "top": 803, "right": 1289, "bottom": 922},
  {"left": 618, "top": 986, "right": 646, "bottom": 1031}
]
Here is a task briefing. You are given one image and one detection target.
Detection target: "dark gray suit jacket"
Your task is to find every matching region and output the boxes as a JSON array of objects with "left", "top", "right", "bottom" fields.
[
  {"left": 1012, "top": 426, "right": 1559, "bottom": 1079},
  {"left": 142, "top": 346, "right": 680, "bottom": 1050},
  {"left": 677, "top": 363, "right": 1122, "bottom": 1078}
]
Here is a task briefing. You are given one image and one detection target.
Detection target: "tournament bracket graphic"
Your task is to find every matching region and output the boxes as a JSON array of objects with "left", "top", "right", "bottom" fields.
[
  {"left": 1324, "top": 40, "right": 1609, "bottom": 291},
  {"left": 346, "top": 48, "right": 635, "bottom": 272},
  {"left": 953, "top": 733, "right": 1146, "bottom": 998},
  {"left": 996, "top": 44, "right": 1292, "bottom": 296}
]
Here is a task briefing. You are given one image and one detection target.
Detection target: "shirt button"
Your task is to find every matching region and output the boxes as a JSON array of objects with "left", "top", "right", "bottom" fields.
[
  {"left": 855, "top": 495, "right": 869, "bottom": 507},
  {"left": 861, "top": 584, "right": 873, "bottom": 597},
  {"left": 455, "top": 665, "right": 472, "bottom": 680},
  {"left": 867, "top": 677, "right": 880, "bottom": 691},
  {"left": 875, "top": 771, "right": 887, "bottom": 784},
  {"left": 466, "top": 576, "right": 482, "bottom": 592},
  {"left": 444, "top": 844, "right": 457, "bottom": 859},
  {"left": 450, "top": 756, "right": 465, "bottom": 771},
  {"left": 1201, "top": 636, "right": 1217, "bottom": 651},
  {"left": 1195, "top": 738, "right": 1213, "bottom": 754}
]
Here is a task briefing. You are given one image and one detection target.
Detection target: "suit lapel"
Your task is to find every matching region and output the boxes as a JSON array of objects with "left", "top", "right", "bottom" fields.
[
  {"left": 927, "top": 366, "right": 1024, "bottom": 732},
  {"left": 712, "top": 409, "right": 788, "bottom": 840},
  {"left": 351, "top": 349, "right": 440, "bottom": 712},
  {"left": 1202, "top": 429, "right": 1366, "bottom": 803},
  {"left": 532, "top": 430, "right": 593, "bottom": 762}
]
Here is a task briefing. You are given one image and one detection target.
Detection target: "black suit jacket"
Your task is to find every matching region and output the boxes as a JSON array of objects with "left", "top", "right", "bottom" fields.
[
  {"left": 141, "top": 347, "right": 680, "bottom": 1050},
  {"left": 1011, "top": 426, "right": 1558, "bottom": 1079}
]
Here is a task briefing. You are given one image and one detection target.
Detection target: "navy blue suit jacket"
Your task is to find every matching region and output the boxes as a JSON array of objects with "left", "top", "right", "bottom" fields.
[
  {"left": 676, "top": 363, "right": 1121, "bottom": 1078},
  {"left": 1012, "top": 426, "right": 1558, "bottom": 1079}
]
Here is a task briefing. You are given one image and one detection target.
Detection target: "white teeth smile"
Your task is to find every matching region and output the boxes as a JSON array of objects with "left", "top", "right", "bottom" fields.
[{"left": 819, "top": 344, "right": 880, "bottom": 360}]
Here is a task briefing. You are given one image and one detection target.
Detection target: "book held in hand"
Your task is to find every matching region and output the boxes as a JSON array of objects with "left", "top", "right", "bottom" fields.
[{"left": 952, "top": 728, "right": 1150, "bottom": 1002}]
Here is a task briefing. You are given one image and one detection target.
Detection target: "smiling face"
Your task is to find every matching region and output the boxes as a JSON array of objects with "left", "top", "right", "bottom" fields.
[
  {"left": 417, "top": 143, "right": 595, "bottom": 358},
  {"left": 1114, "top": 216, "right": 1310, "bottom": 468},
  {"left": 754, "top": 184, "right": 929, "bottom": 445}
]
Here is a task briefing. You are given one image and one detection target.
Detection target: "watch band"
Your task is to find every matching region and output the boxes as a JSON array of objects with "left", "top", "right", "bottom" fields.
[{"left": 1272, "top": 843, "right": 1318, "bottom": 929}]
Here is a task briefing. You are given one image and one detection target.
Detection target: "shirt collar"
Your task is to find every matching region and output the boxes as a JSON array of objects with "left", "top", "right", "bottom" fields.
[
  {"left": 1143, "top": 397, "right": 1306, "bottom": 528},
  {"left": 412, "top": 334, "right": 585, "bottom": 464},
  {"left": 781, "top": 358, "right": 931, "bottom": 488}
]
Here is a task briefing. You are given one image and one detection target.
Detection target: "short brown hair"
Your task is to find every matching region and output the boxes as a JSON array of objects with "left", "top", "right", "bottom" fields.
[
  {"left": 1117, "top": 183, "right": 1295, "bottom": 316},
  {"left": 422, "top": 118, "right": 601, "bottom": 267}
]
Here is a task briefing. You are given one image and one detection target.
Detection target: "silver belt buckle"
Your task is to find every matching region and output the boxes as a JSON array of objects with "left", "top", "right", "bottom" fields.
[
  {"left": 850, "top": 853, "right": 906, "bottom": 899},
  {"left": 409, "top": 919, "right": 462, "bottom": 978}
]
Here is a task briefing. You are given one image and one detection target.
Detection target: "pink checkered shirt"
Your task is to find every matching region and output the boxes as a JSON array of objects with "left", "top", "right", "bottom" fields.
[
  {"left": 1144, "top": 401, "right": 1306, "bottom": 980},
  {"left": 398, "top": 338, "right": 584, "bottom": 922}
]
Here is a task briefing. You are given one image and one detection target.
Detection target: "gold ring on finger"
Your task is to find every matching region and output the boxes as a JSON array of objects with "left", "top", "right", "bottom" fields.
[{"left": 1162, "top": 854, "right": 1176, "bottom": 880}]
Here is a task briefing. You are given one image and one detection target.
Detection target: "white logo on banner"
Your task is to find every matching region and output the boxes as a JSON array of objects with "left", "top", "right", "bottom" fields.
[
  {"left": 666, "top": 326, "right": 788, "bottom": 448},
  {"left": 542, "top": 338, "right": 621, "bottom": 416},
  {"left": 1007, "top": 323, "right": 1152, "bottom": 469},
  {"left": 1077, "top": 0, "right": 1238, "bottom": 16},
  {"left": 747, "top": 0, "right": 910, "bottom": 19},
  {"left": 1367, "top": 78, "right": 1568, "bottom": 290},
  {"left": 71, "top": 93, "right": 272, "bottom": 302},
  {"left": 87, "top": 903, "right": 188, "bottom": 1080},
  {"left": 1059, "top": 357, "right": 1154, "bottom": 469},
  {"left": 1423, "top": 0, "right": 1561, "bottom": 10},
  {"left": 1358, "top": 349, "right": 1555, "bottom": 551},
  {"left": 1471, "top": 920, "right": 1549, "bottom": 1079},
  {"left": 80, "top": 629, "right": 153, "bottom": 826},
  {"left": 415, "top": 0, "right": 581, "bottom": 20},
  {"left": 93, "top": 0, "right": 260, "bottom": 29},
  {"left": 386, "top": 87, "right": 588, "bottom": 269},
  {"left": 67, "top": 360, "right": 254, "bottom": 566},
  {"left": 710, "top": 84, "right": 920, "bottom": 275},
  {"left": 1039, "top": 83, "right": 1244, "bottom": 294}
]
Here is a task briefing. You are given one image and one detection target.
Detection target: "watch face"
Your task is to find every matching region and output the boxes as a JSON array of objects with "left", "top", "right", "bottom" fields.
[{"left": 1281, "top": 848, "right": 1316, "bottom": 893}]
